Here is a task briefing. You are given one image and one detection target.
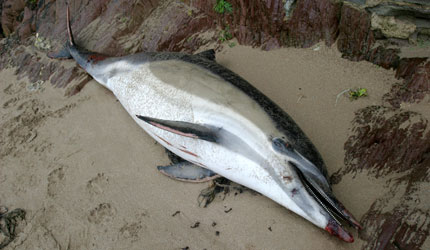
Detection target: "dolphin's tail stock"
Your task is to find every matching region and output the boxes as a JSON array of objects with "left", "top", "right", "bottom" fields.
[{"left": 48, "top": 3, "right": 108, "bottom": 71}]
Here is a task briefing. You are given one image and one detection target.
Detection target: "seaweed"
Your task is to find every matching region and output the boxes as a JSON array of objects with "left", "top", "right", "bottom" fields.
[{"left": 0, "top": 207, "right": 26, "bottom": 249}]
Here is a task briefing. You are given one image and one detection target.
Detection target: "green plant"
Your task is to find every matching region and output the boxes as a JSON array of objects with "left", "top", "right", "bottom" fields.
[
  {"left": 219, "top": 26, "right": 233, "bottom": 42},
  {"left": 214, "top": 0, "right": 233, "bottom": 14},
  {"left": 349, "top": 88, "right": 368, "bottom": 100},
  {"left": 417, "top": 39, "right": 430, "bottom": 48},
  {"left": 26, "top": 0, "right": 38, "bottom": 10}
]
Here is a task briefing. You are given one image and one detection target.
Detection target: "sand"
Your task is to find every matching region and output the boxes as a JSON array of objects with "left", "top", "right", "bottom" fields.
[{"left": 0, "top": 43, "right": 401, "bottom": 249}]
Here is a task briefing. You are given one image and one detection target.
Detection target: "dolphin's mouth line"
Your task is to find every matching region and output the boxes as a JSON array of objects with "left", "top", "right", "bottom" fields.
[
  {"left": 290, "top": 162, "right": 352, "bottom": 225},
  {"left": 290, "top": 162, "right": 354, "bottom": 242}
]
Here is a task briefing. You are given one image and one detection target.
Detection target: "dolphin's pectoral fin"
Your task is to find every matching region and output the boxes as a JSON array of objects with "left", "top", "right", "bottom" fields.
[
  {"left": 196, "top": 49, "right": 216, "bottom": 61},
  {"left": 47, "top": 46, "right": 72, "bottom": 59},
  {"left": 157, "top": 162, "right": 220, "bottom": 183},
  {"left": 136, "top": 115, "right": 219, "bottom": 142}
]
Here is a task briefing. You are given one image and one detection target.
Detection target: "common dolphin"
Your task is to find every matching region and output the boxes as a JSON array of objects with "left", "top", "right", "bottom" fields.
[{"left": 50, "top": 5, "right": 362, "bottom": 242}]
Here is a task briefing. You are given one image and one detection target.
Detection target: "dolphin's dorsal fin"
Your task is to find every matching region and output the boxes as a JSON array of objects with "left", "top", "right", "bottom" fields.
[
  {"left": 196, "top": 49, "right": 216, "bottom": 61},
  {"left": 136, "top": 115, "right": 219, "bottom": 142}
]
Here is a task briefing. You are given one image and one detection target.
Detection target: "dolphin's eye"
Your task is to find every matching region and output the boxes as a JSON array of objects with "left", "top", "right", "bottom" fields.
[{"left": 272, "top": 137, "right": 293, "bottom": 154}]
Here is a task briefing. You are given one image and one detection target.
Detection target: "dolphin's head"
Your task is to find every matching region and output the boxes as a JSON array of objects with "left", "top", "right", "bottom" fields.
[{"left": 270, "top": 137, "right": 361, "bottom": 242}]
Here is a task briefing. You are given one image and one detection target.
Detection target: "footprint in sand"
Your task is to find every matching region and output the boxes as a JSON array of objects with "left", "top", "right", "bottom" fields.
[
  {"left": 88, "top": 203, "right": 116, "bottom": 224},
  {"left": 3, "top": 82, "right": 25, "bottom": 95},
  {"left": 47, "top": 166, "right": 67, "bottom": 197},
  {"left": 2, "top": 97, "right": 19, "bottom": 109},
  {"left": 119, "top": 221, "right": 143, "bottom": 242},
  {"left": 86, "top": 173, "right": 109, "bottom": 196}
]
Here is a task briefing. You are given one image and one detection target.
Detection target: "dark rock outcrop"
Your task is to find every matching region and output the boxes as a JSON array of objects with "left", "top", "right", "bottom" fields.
[
  {"left": 191, "top": 0, "right": 343, "bottom": 49},
  {"left": 338, "top": 4, "right": 429, "bottom": 106},
  {"left": 385, "top": 59, "right": 430, "bottom": 108},
  {"left": 331, "top": 106, "right": 430, "bottom": 250},
  {"left": 337, "top": 5, "right": 375, "bottom": 61},
  {"left": 285, "top": 0, "right": 342, "bottom": 48},
  {"left": 367, "top": 2, "right": 430, "bottom": 20},
  {"left": 0, "top": 0, "right": 4, "bottom": 38},
  {"left": 1, "top": 0, "right": 25, "bottom": 37},
  {"left": 191, "top": 0, "right": 287, "bottom": 49},
  {"left": 337, "top": 4, "right": 402, "bottom": 69}
]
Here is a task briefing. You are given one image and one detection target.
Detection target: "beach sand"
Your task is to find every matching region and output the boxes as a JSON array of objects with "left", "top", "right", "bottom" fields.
[{"left": 0, "top": 43, "right": 405, "bottom": 249}]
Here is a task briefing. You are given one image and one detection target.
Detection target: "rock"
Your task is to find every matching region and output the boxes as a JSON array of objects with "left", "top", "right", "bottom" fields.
[
  {"left": 0, "top": 0, "right": 4, "bottom": 37},
  {"left": 337, "top": 5, "right": 375, "bottom": 61},
  {"left": 192, "top": 0, "right": 287, "bottom": 48},
  {"left": 366, "top": 45, "right": 400, "bottom": 69},
  {"left": 286, "top": 0, "right": 342, "bottom": 48},
  {"left": 344, "top": 0, "right": 367, "bottom": 6},
  {"left": 331, "top": 106, "right": 430, "bottom": 250},
  {"left": 283, "top": 0, "right": 296, "bottom": 18},
  {"left": 385, "top": 58, "right": 430, "bottom": 107},
  {"left": 17, "top": 6, "right": 36, "bottom": 39},
  {"left": 367, "top": 2, "right": 430, "bottom": 20},
  {"left": 371, "top": 14, "right": 416, "bottom": 39},
  {"left": 1, "top": 0, "right": 25, "bottom": 37},
  {"left": 392, "top": 0, "right": 430, "bottom": 5},
  {"left": 136, "top": 1, "right": 212, "bottom": 53}
]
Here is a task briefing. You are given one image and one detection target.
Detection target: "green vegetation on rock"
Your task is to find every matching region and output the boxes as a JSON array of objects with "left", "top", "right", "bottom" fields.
[
  {"left": 219, "top": 26, "right": 233, "bottom": 42},
  {"left": 214, "top": 0, "right": 233, "bottom": 14}
]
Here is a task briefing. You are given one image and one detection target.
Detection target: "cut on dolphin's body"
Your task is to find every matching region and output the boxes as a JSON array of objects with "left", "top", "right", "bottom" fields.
[{"left": 49, "top": 5, "right": 362, "bottom": 242}]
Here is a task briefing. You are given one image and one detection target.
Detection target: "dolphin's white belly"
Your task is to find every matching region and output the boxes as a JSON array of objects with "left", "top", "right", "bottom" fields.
[
  {"left": 107, "top": 59, "right": 277, "bottom": 170},
  {"left": 104, "top": 59, "right": 323, "bottom": 225}
]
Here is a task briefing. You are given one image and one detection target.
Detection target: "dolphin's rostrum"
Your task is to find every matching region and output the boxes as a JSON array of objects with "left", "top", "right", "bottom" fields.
[{"left": 49, "top": 4, "right": 362, "bottom": 242}]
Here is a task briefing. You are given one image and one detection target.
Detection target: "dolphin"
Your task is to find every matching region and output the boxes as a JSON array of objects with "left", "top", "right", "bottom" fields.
[{"left": 49, "top": 5, "right": 362, "bottom": 242}]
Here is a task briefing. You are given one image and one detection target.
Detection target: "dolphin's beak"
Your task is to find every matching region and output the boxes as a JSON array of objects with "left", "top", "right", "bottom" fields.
[
  {"left": 272, "top": 138, "right": 361, "bottom": 242},
  {"left": 326, "top": 218, "right": 354, "bottom": 242},
  {"left": 290, "top": 157, "right": 361, "bottom": 243}
]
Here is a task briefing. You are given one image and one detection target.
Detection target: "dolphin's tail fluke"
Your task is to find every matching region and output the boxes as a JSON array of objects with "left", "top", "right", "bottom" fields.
[
  {"left": 47, "top": 3, "right": 74, "bottom": 59},
  {"left": 66, "top": 3, "right": 75, "bottom": 46}
]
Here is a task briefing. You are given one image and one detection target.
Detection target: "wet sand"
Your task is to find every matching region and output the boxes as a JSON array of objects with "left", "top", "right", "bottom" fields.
[{"left": 0, "top": 43, "right": 401, "bottom": 249}]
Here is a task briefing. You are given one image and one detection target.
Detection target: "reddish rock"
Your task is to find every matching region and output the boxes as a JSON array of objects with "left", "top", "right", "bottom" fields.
[
  {"left": 51, "top": 66, "right": 82, "bottom": 88},
  {"left": 366, "top": 46, "right": 400, "bottom": 69},
  {"left": 331, "top": 106, "right": 430, "bottom": 250},
  {"left": 286, "top": 0, "right": 342, "bottom": 48},
  {"left": 335, "top": 106, "right": 429, "bottom": 179},
  {"left": 16, "top": 6, "right": 36, "bottom": 39},
  {"left": 65, "top": 75, "right": 92, "bottom": 97},
  {"left": 337, "top": 4, "right": 430, "bottom": 105},
  {"left": 1, "top": 0, "right": 25, "bottom": 36},
  {"left": 0, "top": 0, "right": 4, "bottom": 37},
  {"left": 385, "top": 59, "right": 430, "bottom": 108},
  {"left": 191, "top": 0, "right": 286, "bottom": 47},
  {"left": 337, "top": 5, "right": 375, "bottom": 61},
  {"left": 395, "top": 57, "right": 428, "bottom": 79},
  {"left": 191, "top": 0, "right": 343, "bottom": 48},
  {"left": 138, "top": 1, "right": 212, "bottom": 53},
  {"left": 338, "top": 6, "right": 402, "bottom": 69}
]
